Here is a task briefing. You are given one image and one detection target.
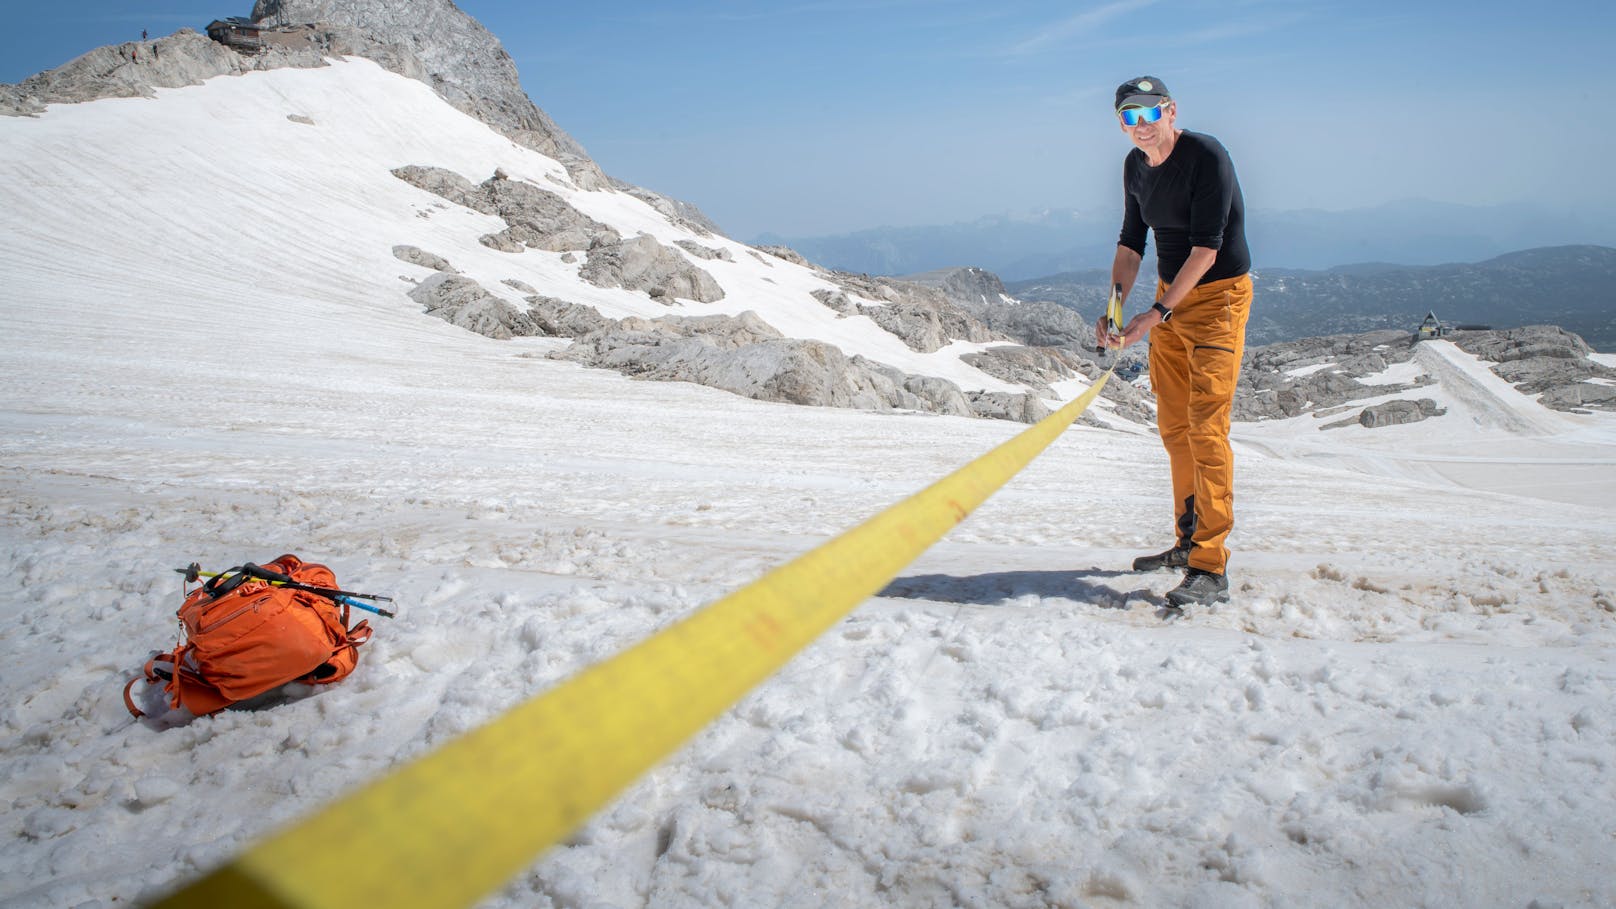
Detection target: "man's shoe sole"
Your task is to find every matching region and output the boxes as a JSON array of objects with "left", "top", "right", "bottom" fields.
[{"left": 1166, "top": 588, "right": 1230, "bottom": 608}]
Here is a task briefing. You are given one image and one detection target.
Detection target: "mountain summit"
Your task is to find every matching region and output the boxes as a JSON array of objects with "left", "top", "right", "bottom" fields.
[{"left": 248, "top": 0, "right": 595, "bottom": 180}]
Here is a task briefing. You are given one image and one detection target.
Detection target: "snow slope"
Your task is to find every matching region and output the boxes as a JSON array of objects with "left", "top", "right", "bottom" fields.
[
  {"left": 4, "top": 61, "right": 1616, "bottom": 909},
  {"left": 1236, "top": 341, "right": 1616, "bottom": 508}
]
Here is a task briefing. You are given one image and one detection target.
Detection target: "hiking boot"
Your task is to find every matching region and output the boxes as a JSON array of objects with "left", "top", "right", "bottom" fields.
[
  {"left": 1132, "top": 543, "right": 1191, "bottom": 572},
  {"left": 1166, "top": 568, "right": 1229, "bottom": 608}
]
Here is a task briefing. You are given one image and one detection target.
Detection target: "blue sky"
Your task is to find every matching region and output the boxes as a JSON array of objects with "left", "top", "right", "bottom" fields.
[{"left": 4, "top": 2, "right": 1613, "bottom": 241}]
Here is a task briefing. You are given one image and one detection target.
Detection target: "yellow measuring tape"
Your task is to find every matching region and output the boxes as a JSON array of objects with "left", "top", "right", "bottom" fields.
[{"left": 154, "top": 369, "right": 1113, "bottom": 909}]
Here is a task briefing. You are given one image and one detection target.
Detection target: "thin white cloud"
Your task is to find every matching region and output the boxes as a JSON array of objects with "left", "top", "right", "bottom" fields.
[
  {"left": 1163, "top": 11, "right": 1307, "bottom": 48},
  {"left": 1006, "top": 0, "right": 1151, "bottom": 57}
]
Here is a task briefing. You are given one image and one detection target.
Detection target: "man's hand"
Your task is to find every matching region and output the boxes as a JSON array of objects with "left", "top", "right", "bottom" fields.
[
  {"left": 1098, "top": 308, "right": 1166, "bottom": 351},
  {"left": 1095, "top": 313, "right": 1122, "bottom": 351}
]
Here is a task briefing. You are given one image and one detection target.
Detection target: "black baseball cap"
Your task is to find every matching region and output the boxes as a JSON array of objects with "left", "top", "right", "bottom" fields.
[{"left": 1115, "top": 76, "right": 1170, "bottom": 112}]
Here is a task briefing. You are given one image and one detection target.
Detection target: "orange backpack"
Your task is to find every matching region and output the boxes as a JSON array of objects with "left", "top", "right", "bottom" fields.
[{"left": 125, "top": 554, "right": 373, "bottom": 718}]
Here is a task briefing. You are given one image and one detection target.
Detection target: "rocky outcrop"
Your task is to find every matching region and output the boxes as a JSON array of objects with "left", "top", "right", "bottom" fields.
[
  {"left": 579, "top": 235, "right": 725, "bottom": 304},
  {"left": 756, "top": 245, "right": 811, "bottom": 267},
  {"left": 1234, "top": 330, "right": 1432, "bottom": 421},
  {"left": 1450, "top": 325, "right": 1592, "bottom": 364},
  {"left": 524, "top": 295, "right": 613, "bottom": 338},
  {"left": 479, "top": 175, "right": 621, "bottom": 252},
  {"left": 1321, "top": 399, "right": 1445, "bottom": 430},
  {"left": 409, "top": 273, "right": 533, "bottom": 340},
  {"left": 674, "top": 239, "right": 734, "bottom": 262},
  {"left": 811, "top": 288, "right": 856, "bottom": 315},
  {"left": 3, "top": 1, "right": 724, "bottom": 233},
  {"left": 903, "top": 266, "right": 1012, "bottom": 308},
  {"left": 962, "top": 345, "right": 1077, "bottom": 390},
  {"left": 1449, "top": 325, "right": 1616, "bottom": 412},
  {"left": 3, "top": 29, "right": 324, "bottom": 115},
  {"left": 821, "top": 272, "right": 1002, "bottom": 353},
  {"left": 404, "top": 270, "right": 1065, "bottom": 423},
  {"left": 251, "top": 0, "right": 603, "bottom": 186},
  {"left": 610, "top": 177, "right": 725, "bottom": 237},
  {"left": 968, "top": 298, "right": 1093, "bottom": 350},
  {"left": 391, "top": 166, "right": 721, "bottom": 303},
  {"left": 390, "top": 165, "right": 482, "bottom": 208},
  {"left": 391, "top": 166, "right": 619, "bottom": 252},
  {"left": 557, "top": 312, "right": 919, "bottom": 411},
  {"left": 966, "top": 392, "right": 1051, "bottom": 423},
  {"left": 1235, "top": 324, "right": 1616, "bottom": 422},
  {"left": 551, "top": 311, "right": 1047, "bottom": 422},
  {"left": 392, "top": 245, "right": 457, "bottom": 273}
]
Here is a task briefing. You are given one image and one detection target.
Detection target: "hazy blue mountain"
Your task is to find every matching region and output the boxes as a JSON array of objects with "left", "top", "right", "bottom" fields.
[
  {"left": 758, "top": 201, "right": 1615, "bottom": 280},
  {"left": 1004, "top": 246, "right": 1616, "bottom": 351}
]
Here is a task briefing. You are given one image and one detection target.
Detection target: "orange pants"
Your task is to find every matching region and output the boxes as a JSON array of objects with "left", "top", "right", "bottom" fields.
[{"left": 1147, "top": 273, "right": 1253, "bottom": 574}]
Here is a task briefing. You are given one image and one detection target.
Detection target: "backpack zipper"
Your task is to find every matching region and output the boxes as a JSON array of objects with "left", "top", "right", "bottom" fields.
[{"left": 195, "top": 591, "right": 274, "bottom": 634}]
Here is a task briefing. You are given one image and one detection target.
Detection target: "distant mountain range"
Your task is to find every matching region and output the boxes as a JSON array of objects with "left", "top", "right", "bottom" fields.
[
  {"left": 760, "top": 201, "right": 1616, "bottom": 280},
  {"left": 1001, "top": 245, "right": 1616, "bottom": 351}
]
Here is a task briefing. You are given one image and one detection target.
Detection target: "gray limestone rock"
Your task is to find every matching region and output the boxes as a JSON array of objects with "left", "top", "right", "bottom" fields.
[
  {"left": 612, "top": 178, "right": 726, "bottom": 237},
  {"left": 1234, "top": 330, "right": 1429, "bottom": 421},
  {"left": 392, "top": 245, "right": 457, "bottom": 273},
  {"left": 967, "top": 392, "right": 1052, "bottom": 423},
  {"left": 479, "top": 176, "right": 620, "bottom": 252},
  {"left": 553, "top": 310, "right": 1054, "bottom": 421},
  {"left": 1321, "top": 398, "right": 1445, "bottom": 430},
  {"left": 674, "top": 239, "right": 734, "bottom": 262},
  {"left": 478, "top": 233, "right": 525, "bottom": 254},
  {"left": 390, "top": 166, "right": 483, "bottom": 210},
  {"left": 1450, "top": 325, "right": 1590, "bottom": 363},
  {"left": 409, "top": 273, "right": 534, "bottom": 340},
  {"left": 901, "top": 376, "right": 974, "bottom": 417},
  {"left": 756, "top": 245, "right": 811, "bottom": 267},
  {"left": 819, "top": 272, "right": 1001, "bottom": 353},
  {"left": 1236, "top": 324, "right": 1616, "bottom": 420},
  {"left": 1450, "top": 325, "right": 1616, "bottom": 413},
  {"left": 524, "top": 296, "right": 612, "bottom": 338},
  {"left": 391, "top": 166, "right": 621, "bottom": 254},
  {"left": 580, "top": 235, "right": 725, "bottom": 304},
  {"left": 811, "top": 289, "right": 856, "bottom": 315},
  {"left": 962, "top": 345, "right": 1077, "bottom": 389},
  {"left": 1538, "top": 382, "right": 1616, "bottom": 411}
]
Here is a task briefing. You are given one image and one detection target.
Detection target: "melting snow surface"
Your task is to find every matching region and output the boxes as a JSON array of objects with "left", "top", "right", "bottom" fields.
[{"left": 3, "top": 60, "right": 1616, "bottom": 909}]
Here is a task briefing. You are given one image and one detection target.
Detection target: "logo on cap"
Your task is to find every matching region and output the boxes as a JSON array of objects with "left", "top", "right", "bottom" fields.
[{"left": 1137, "top": 80, "right": 1154, "bottom": 92}]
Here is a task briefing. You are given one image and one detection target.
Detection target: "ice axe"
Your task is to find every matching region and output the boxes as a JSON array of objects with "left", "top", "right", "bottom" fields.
[{"left": 1096, "top": 282, "right": 1124, "bottom": 358}]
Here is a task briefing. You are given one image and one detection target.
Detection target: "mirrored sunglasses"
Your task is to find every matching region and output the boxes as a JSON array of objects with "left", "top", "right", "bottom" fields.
[{"left": 1119, "top": 103, "right": 1166, "bottom": 127}]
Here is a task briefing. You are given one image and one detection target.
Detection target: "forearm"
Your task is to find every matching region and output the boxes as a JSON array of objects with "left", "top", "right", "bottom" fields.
[
  {"left": 1110, "top": 246, "right": 1220, "bottom": 348},
  {"left": 1157, "top": 247, "right": 1219, "bottom": 312},
  {"left": 1111, "top": 245, "right": 1144, "bottom": 304}
]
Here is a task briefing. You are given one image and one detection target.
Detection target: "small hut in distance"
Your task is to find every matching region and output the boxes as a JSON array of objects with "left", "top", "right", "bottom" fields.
[
  {"left": 1415, "top": 311, "right": 1491, "bottom": 342},
  {"left": 205, "top": 18, "right": 264, "bottom": 51},
  {"left": 205, "top": 17, "right": 318, "bottom": 53}
]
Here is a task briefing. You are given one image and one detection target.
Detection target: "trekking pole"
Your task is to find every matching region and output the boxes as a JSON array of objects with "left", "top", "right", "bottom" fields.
[{"left": 174, "top": 565, "right": 397, "bottom": 618}]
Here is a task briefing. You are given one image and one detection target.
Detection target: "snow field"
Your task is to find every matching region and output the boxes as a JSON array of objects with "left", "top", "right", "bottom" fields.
[{"left": 3, "top": 59, "right": 1616, "bottom": 909}]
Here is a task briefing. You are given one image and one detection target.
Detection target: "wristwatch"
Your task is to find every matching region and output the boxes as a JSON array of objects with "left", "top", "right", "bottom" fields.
[{"left": 1152, "top": 301, "right": 1173, "bottom": 322}]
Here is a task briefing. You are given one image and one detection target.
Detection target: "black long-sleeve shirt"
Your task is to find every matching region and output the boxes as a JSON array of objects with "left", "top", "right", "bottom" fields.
[{"left": 1118, "top": 130, "right": 1250, "bottom": 285}]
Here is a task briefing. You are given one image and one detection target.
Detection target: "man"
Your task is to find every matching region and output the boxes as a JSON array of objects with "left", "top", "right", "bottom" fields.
[{"left": 1095, "top": 76, "right": 1252, "bottom": 609}]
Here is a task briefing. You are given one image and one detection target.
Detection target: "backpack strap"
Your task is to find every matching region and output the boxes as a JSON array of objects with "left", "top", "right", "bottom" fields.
[
  {"left": 124, "top": 648, "right": 183, "bottom": 718},
  {"left": 123, "top": 677, "right": 146, "bottom": 718}
]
